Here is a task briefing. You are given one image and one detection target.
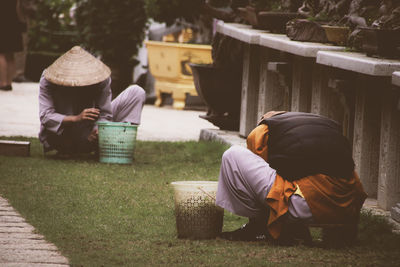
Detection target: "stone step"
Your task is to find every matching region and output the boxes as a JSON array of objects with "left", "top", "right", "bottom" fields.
[{"left": 391, "top": 203, "right": 400, "bottom": 223}]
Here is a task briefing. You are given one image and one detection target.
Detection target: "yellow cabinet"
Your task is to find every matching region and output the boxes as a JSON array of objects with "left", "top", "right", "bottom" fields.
[{"left": 145, "top": 40, "right": 212, "bottom": 109}]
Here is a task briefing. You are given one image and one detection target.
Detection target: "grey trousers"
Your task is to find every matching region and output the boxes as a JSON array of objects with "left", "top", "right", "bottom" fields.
[
  {"left": 216, "top": 145, "right": 276, "bottom": 218},
  {"left": 216, "top": 145, "right": 313, "bottom": 220},
  {"left": 112, "top": 85, "right": 146, "bottom": 124}
]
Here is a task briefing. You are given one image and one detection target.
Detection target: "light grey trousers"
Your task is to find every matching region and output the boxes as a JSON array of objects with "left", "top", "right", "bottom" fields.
[
  {"left": 112, "top": 84, "right": 146, "bottom": 124},
  {"left": 216, "top": 145, "right": 313, "bottom": 220}
]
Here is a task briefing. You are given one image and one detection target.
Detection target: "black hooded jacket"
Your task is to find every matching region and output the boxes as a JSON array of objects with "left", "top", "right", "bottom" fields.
[{"left": 260, "top": 112, "right": 355, "bottom": 181}]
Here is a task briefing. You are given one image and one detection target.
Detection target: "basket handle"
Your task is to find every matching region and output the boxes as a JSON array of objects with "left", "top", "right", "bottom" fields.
[{"left": 197, "top": 186, "right": 216, "bottom": 201}]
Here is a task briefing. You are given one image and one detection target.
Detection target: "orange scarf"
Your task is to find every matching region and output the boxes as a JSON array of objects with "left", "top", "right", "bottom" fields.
[{"left": 247, "top": 124, "right": 368, "bottom": 239}]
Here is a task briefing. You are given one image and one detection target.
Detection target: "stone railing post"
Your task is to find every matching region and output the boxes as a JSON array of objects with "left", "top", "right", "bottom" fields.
[
  {"left": 379, "top": 72, "right": 400, "bottom": 209},
  {"left": 352, "top": 75, "right": 382, "bottom": 198},
  {"left": 240, "top": 44, "right": 261, "bottom": 137},
  {"left": 258, "top": 49, "right": 291, "bottom": 119},
  {"left": 291, "top": 56, "right": 313, "bottom": 112}
]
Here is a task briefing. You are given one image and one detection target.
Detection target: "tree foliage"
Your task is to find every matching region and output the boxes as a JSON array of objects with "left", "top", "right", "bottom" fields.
[
  {"left": 145, "top": 0, "right": 205, "bottom": 26},
  {"left": 75, "top": 0, "right": 147, "bottom": 65},
  {"left": 28, "top": 0, "right": 78, "bottom": 53}
]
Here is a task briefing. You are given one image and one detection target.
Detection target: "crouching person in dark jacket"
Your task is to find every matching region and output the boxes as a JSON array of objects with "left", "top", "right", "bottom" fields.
[{"left": 216, "top": 111, "right": 367, "bottom": 246}]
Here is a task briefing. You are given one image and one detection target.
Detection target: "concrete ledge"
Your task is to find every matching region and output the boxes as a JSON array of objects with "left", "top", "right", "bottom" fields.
[
  {"left": 259, "top": 33, "right": 344, "bottom": 58},
  {"left": 393, "top": 71, "right": 400, "bottom": 87},
  {"left": 216, "top": 21, "right": 263, "bottom": 44},
  {"left": 217, "top": 22, "right": 344, "bottom": 57},
  {"left": 199, "top": 128, "right": 246, "bottom": 147},
  {"left": 317, "top": 51, "right": 400, "bottom": 76}
]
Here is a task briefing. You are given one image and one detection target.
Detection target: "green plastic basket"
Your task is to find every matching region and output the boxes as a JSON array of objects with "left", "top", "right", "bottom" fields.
[{"left": 97, "top": 121, "right": 138, "bottom": 164}]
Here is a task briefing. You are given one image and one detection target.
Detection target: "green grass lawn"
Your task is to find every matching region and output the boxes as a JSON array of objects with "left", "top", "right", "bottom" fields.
[{"left": 0, "top": 137, "right": 399, "bottom": 266}]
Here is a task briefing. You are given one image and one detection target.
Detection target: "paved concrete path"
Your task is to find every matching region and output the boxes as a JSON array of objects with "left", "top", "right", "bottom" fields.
[{"left": 0, "top": 197, "right": 69, "bottom": 266}]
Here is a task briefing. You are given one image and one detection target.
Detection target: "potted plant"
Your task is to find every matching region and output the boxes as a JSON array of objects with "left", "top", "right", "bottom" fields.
[
  {"left": 75, "top": 0, "right": 147, "bottom": 97},
  {"left": 258, "top": 11, "right": 304, "bottom": 33},
  {"left": 257, "top": 0, "right": 305, "bottom": 33},
  {"left": 317, "top": 8, "right": 351, "bottom": 46},
  {"left": 190, "top": 63, "right": 241, "bottom": 130},
  {"left": 286, "top": 18, "right": 329, "bottom": 43},
  {"left": 321, "top": 24, "right": 350, "bottom": 45},
  {"left": 286, "top": 0, "right": 353, "bottom": 45},
  {"left": 236, "top": 0, "right": 304, "bottom": 33},
  {"left": 358, "top": 3, "right": 400, "bottom": 59},
  {"left": 188, "top": 32, "right": 244, "bottom": 131},
  {"left": 360, "top": 27, "right": 400, "bottom": 59}
]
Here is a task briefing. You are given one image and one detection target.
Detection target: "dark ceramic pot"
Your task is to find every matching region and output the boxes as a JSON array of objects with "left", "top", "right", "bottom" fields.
[
  {"left": 257, "top": 11, "right": 302, "bottom": 33},
  {"left": 189, "top": 63, "right": 241, "bottom": 131},
  {"left": 321, "top": 25, "right": 350, "bottom": 46},
  {"left": 361, "top": 27, "right": 400, "bottom": 59}
]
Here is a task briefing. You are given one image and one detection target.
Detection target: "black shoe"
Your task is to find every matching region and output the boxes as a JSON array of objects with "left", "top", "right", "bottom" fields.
[
  {"left": 0, "top": 85, "right": 12, "bottom": 91},
  {"left": 219, "top": 220, "right": 268, "bottom": 241}
]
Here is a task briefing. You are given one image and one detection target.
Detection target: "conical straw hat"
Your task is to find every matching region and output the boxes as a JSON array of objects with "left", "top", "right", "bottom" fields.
[{"left": 44, "top": 46, "right": 111, "bottom": 86}]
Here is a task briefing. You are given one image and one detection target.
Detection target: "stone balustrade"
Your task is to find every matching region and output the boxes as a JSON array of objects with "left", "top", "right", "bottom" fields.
[{"left": 215, "top": 21, "right": 400, "bottom": 213}]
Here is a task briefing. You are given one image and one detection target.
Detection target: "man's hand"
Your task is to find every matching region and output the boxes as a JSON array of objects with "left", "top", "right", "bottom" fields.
[
  {"left": 77, "top": 108, "right": 100, "bottom": 122},
  {"left": 61, "top": 108, "right": 100, "bottom": 126},
  {"left": 88, "top": 128, "right": 98, "bottom": 142}
]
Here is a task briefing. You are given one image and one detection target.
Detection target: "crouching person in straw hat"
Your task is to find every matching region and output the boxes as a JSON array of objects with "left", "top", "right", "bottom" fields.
[
  {"left": 39, "top": 46, "right": 146, "bottom": 156},
  {"left": 216, "top": 111, "right": 367, "bottom": 245}
]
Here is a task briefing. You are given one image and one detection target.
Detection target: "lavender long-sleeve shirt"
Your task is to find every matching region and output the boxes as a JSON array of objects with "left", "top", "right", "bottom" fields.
[{"left": 39, "top": 75, "right": 113, "bottom": 153}]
